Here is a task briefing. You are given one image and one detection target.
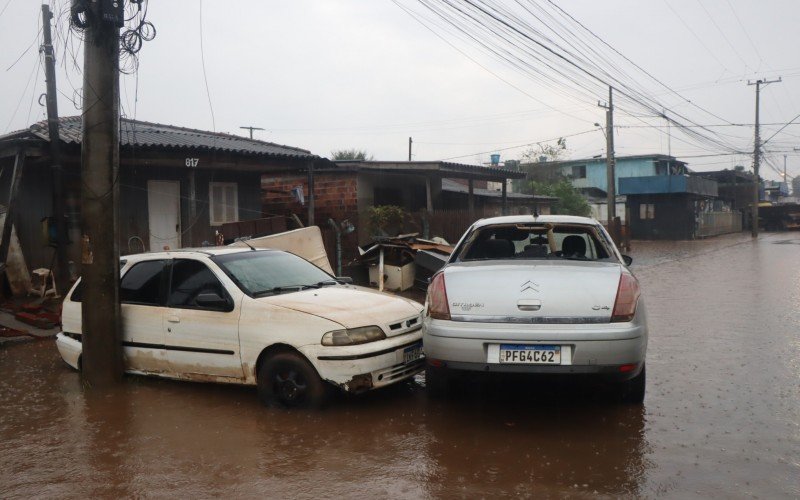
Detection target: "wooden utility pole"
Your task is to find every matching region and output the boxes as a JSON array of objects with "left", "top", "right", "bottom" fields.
[
  {"left": 80, "top": 1, "right": 123, "bottom": 385},
  {"left": 599, "top": 87, "right": 616, "bottom": 240},
  {"left": 41, "top": 5, "right": 70, "bottom": 295},
  {"left": 747, "top": 78, "right": 781, "bottom": 237},
  {"left": 408, "top": 137, "right": 413, "bottom": 161}
]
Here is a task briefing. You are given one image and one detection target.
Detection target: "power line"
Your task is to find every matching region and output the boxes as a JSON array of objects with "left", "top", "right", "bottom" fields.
[
  {"left": 198, "top": 0, "right": 215, "bottom": 132},
  {"left": 436, "top": 127, "right": 598, "bottom": 161},
  {"left": 694, "top": 0, "right": 752, "bottom": 70},
  {"left": 761, "top": 113, "right": 800, "bottom": 146},
  {"left": 661, "top": 0, "right": 731, "bottom": 74},
  {"left": 396, "top": 0, "right": 746, "bottom": 157}
]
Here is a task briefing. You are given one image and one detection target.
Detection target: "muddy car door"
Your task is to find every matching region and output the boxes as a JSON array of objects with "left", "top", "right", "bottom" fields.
[
  {"left": 119, "top": 259, "right": 170, "bottom": 374},
  {"left": 163, "top": 258, "right": 244, "bottom": 379}
]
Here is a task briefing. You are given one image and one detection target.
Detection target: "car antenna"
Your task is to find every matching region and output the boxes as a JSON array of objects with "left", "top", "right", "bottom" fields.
[{"left": 234, "top": 237, "right": 257, "bottom": 251}]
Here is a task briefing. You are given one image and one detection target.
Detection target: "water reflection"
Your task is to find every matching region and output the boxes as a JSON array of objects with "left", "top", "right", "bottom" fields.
[
  {"left": 2, "top": 233, "right": 799, "bottom": 498},
  {"left": 419, "top": 375, "right": 648, "bottom": 497}
]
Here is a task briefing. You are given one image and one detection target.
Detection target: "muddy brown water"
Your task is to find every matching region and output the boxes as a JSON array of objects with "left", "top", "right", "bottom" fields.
[{"left": 1, "top": 233, "right": 798, "bottom": 498}]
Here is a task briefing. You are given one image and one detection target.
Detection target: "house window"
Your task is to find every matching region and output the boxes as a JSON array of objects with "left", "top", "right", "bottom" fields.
[
  {"left": 209, "top": 182, "right": 238, "bottom": 225},
  {"left": 571, "top": 165, "right": 586, "bottom": 179},
  {"left": 639, "top": 203, "right": 655, "bottom": 220}
]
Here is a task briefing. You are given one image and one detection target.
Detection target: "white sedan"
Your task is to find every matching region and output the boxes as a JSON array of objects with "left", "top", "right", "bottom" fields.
[
  {"left": 423, "top": 215, "right": 648, "bottom": 403},
  {"left": 56, "top": 248, "right": 424, "bottom": 408}
]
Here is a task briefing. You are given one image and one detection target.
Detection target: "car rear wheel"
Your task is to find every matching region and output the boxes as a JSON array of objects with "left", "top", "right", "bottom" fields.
[
  {"left": 617, "top": 363, "right": 646, "bottom": 404},
  {"left": 257, "top": 352, "right": 328, "bottom": 409}
]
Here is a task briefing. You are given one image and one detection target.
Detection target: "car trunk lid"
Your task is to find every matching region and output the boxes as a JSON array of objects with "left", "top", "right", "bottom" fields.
[{"left": 443, "top": 260, "right": 622, "bottom": 323}]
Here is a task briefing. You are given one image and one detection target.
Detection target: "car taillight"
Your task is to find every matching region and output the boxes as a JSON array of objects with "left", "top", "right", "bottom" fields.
[
  {"left": 427, "top": 272, "right": 450, "bottom": 320},
  {"left": 611, "top": 272, "right": 640, "bottom": 322}
]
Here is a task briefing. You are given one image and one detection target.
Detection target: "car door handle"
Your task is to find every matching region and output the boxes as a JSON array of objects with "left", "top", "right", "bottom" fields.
[
  {"left": 517, "top": 299, "right": 541, "bottom": 311},
  {"left": 166, "top": 315, "right": 181, "bottom": 323}
]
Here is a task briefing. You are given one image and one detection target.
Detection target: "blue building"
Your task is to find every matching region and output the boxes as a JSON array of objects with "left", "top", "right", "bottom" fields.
[
  {"left": 519, "top": 154, "right": 688, "bottom": 223},
  {"left": 552, "top": 154, "right": 687, "bottom": 195},
  {"left": 519, "top": 154, "right": 741, "bottom": 239}
]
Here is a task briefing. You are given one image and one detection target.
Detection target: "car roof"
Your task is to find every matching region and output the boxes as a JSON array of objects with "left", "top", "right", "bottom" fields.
[
  {"left": 121, "top": 247, "right": 277, "bottom": 263},
  {"left": 472, "top": 215, "right": 601, "bottom": 228}
]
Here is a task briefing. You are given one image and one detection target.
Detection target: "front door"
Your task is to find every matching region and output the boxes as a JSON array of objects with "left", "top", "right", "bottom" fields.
[
  {"left": 164, "top": 258, "right": 243, "bottom": 379},
  {"left": 147, "top": 180, "right": 181, "bottom": 251}
]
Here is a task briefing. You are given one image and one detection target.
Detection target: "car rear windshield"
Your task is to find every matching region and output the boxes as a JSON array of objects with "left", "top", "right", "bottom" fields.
[
  {"left": 211, "top": 250, "right": 333, "bottom": 297},
  {"left": 455, "top": 223, "right": 616, "bottom": 262}
]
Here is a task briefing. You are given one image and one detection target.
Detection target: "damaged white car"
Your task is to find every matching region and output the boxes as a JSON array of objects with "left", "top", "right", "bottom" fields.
[{"left": 56, "top": 248, "right": 424, "bottom": 408}]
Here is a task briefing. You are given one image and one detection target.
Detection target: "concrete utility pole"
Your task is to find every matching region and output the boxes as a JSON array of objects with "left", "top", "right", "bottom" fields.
[
  {"left": 41, "top": 5, "right": 69, "bottom": 295},
  {"left": 747, "top": 77, "right": 781, "bottom": 238},
  {"left": 408, "top": 137, "right": 413, "bottom": 161},
  {"left": 80, "top": 1, "right": 123, "bottom": 386},
  {"left": 599, "top": 86, "right": 616, "bottom": 240},
  {"left": 239, "top": 126, "right": 264, "bottom": 139}
]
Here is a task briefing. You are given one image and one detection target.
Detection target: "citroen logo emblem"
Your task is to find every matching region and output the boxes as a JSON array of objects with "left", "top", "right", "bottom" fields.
[{"left": 520, "top": 280, "right": 539, "bottom": 293}]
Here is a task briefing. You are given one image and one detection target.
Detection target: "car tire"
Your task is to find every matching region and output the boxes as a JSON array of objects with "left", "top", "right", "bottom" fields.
[
  {"left": 257, "top": 352, "right": 329, "bottom": 409},
  {"left": 617, "top": 363, "right": 646, "bottom": 404},
  {"left": 425, "top": 363, "right": 451, "bottom": 398}
]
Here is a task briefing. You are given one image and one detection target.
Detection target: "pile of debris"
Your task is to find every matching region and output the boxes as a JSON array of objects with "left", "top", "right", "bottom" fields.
[
  {"left": 358, "top": 233, "right": 453, "bottom": 292},
  {"left": 0, "top": 300, "right": 61, "bottom": 330}
]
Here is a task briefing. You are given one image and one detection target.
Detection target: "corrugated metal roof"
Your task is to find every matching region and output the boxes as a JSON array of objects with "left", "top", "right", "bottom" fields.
[
  {"left": 441, "top": 178, "right": 557, "bottom": 200},
  {"left": 3, "top": 116, "right": 315, "bottom": 159},
  {"left": 332, "top": 160, "right": 526, "bottom": 180}
]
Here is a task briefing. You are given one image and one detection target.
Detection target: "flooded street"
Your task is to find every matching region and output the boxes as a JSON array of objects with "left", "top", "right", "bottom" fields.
[{"left": 1, "top": 233, "right": 798, "bottom": 498}]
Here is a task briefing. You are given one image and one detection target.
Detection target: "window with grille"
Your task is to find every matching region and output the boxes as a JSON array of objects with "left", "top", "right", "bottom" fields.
[{"left": 209, "top": 182, "right": 239, "bottom": 225}]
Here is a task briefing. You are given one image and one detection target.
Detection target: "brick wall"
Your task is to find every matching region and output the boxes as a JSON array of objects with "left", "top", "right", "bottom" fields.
[
  {"left": 261, "top": 172, "right": 362, "bottom": 269},
  {"left": 261, "top": 172, "right": 359, "bottom": 225}
]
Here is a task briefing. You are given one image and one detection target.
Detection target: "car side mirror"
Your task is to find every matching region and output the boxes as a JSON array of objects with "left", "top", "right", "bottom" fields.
[
  {"left": 195, "top": 292, "right": 231, "bottom": 311},
  {"left": 335, "top": 276, "right": 354, "bottom": 284},
  {"left": 621, "top": 255, "right": 633, "bottom": 266}
]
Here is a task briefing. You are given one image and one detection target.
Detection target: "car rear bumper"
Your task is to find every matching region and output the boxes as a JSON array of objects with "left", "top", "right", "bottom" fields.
[
  {"left": 55, "top": 333, "right": 81, "bottom": 370},
  {"left": 429, "top": 360, "right": 643, "bottom": 382},
  {"left": 423, "top": 319, "right": 646, "bottom": 381},
  {"left": 299, "top": 332, "right": 424, "bottom": 393}
]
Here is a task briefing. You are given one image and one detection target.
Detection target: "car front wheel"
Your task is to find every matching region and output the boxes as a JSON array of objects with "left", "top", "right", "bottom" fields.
[{"left": 257, "top": 352, "right": 328, "bottom": 409}]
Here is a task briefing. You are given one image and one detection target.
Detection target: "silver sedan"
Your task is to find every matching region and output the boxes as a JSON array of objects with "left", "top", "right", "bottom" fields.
[{"left": 422, "top": 215, "right": 647, "bottom": 403}]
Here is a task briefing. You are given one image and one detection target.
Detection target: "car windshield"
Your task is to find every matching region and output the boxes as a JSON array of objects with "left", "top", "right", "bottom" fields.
[
  {"left": 455, "top": 223, "right": 615, "bottom": 262},
  {"left": 212, "top": 250, "right": 335, "bottom": 297}
]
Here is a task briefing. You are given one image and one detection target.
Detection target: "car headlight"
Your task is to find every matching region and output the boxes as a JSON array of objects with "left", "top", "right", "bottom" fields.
[{"left": 321, "top": 326, "right": 386, "bottom": 346}]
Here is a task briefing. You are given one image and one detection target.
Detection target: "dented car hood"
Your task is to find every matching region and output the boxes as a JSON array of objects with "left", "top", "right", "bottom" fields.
[{"left": 262, "top": 286, "right": 423, "bottom": 332}]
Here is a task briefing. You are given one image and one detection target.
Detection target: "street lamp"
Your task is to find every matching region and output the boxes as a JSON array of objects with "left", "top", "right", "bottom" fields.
[{"left": 594, "top": 122, "right": 606, "bottom": 139}]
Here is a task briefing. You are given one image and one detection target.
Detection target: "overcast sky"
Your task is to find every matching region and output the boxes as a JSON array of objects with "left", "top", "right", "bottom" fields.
[{"left": 2, "top": 0, "right": 799, "bottom": 181}]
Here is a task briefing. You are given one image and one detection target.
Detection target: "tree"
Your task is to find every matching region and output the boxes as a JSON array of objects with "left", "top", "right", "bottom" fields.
[
  {"left": 331, "top": 149, "right": 374, "bottom": 161},
  {"left": 529, "top": 179, "right": 591, "bottom": 217},
  {"left": 519, "top": 137, "right": 567, "bottom": 164}
]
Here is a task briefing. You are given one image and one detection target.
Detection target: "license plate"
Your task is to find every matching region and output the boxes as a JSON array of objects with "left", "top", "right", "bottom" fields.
[
  {"left": 403, "top": 343, "right": 423, "bottom": 364},
  {"left": 499, "top": 344, "right": 560, "bottom": 364}
]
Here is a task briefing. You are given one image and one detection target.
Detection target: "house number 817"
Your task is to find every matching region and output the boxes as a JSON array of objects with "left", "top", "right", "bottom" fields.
[{"left": 185, "top": 158, "right": 199, "bottom": 167}]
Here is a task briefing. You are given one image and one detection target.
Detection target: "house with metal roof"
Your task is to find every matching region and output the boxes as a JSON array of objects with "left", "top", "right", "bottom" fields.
[
  {"left": 261, "top": 160, "right": 543, "bottom": 248},
  {"left": 0, "top": 116, "right": 320, "bottom": 274}
]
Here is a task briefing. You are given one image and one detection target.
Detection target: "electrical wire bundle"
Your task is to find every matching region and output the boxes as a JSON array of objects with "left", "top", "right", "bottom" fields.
[
  {"left": 68, "top": 0, "right": 155, "bottom": 74},
  {"left": 392, "top": 0, "right": 750, "bottom": 158}
]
